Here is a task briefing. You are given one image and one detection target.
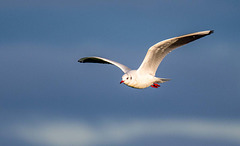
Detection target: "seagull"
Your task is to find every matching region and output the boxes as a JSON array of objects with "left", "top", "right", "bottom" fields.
[{"left": 78, "top": 30, "right": 213, "bottom": 89}]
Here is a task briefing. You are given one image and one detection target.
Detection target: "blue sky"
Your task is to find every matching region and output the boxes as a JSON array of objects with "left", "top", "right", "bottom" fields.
[{"left": 0, "top": 0, "right": 240, "bottom": 146}]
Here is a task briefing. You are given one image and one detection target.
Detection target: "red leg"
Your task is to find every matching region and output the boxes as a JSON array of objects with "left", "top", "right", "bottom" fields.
[
  {"left": 153, "top": 83, "right": 160, "bottom": 87},
  {"left": 151, "top": 83, "right": 160, "bottom": 88},
  {"left": 151, "top": 85, "right": 158, "bottom": 88}
]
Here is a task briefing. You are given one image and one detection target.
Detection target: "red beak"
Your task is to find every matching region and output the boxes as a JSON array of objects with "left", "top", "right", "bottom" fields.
[{"left": 120, "top": 80, "right": 124, "bottom": 84}]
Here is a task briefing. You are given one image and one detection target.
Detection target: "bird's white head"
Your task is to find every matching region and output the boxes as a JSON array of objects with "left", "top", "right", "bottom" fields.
[
  {"left": 120, "top": 70, "right": 137, "bottom": 87},
  {"left": 120, "top": 73, "right": 132, "bottom": 85}
]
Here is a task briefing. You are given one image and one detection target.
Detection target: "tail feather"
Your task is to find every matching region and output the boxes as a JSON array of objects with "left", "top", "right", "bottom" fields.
[{"left": 156, "top": 78, "right": 171, "bottom": 83}]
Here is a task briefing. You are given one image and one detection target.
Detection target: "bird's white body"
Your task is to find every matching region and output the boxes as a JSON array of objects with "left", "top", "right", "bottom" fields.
[
  {"left": 122, "top": 70, "right": 168, "bottom": 89},
  {"left": 122, "top": 70, "right": 152, "bottom": 89},
  {"left": 79, "top": 30, "right": 213, "bottom": 89}
]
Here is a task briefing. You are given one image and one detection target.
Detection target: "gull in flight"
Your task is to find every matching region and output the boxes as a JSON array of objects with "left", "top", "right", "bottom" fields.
[{"left": 78, "top": 30, "right": 213, "bottom": 89}]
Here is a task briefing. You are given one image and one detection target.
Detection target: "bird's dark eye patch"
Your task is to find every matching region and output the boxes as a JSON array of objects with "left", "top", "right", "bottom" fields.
[
  {"left": 130, "top": 77, "right": 132, "bottom": 80},
  {"left": 126, "top": 77, "right": 129, "bottom": 80}
]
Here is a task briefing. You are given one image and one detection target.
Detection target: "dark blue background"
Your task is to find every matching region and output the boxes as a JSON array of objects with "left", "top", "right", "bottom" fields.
[{"left": 0, "top": 1, "right": 239, "bottom": 145}]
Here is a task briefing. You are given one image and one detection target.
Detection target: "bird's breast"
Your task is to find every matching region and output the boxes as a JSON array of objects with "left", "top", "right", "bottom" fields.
[{"left": 125, "top": 76, "right": 154, "bottom": 89}]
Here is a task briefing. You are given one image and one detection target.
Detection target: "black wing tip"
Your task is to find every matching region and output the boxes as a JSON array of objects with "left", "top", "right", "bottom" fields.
[
  {"left": 78, "top": 57, "right": 93, "bottom": 63},
  {"left": 78, "top": 58, "right": 84, "bottom": 63},
  {"left": 209, "top": 30, "right": 214, "bottom": 34},
  {"left": 77, "top": 57, "right": 112, "bottom": 64}
]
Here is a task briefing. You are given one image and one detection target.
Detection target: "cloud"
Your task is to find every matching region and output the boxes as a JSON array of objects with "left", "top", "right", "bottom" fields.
[{"left": 4, "top": 118, "right": 240, "bottom": 146}]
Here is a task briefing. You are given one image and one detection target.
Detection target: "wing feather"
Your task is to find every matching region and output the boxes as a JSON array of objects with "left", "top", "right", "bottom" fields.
[
  {"left": 78, "top": 56, "right": 131, "bottom": 73},
  {"left": 137, "top": 30, "right": 214, "bottom": 76}
]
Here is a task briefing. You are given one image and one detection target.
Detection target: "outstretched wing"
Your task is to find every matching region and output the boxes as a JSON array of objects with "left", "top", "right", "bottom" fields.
[
  {"left": 78, "top": 56, "right": 131, "bottom": 73},
  {"left": 137, "top": 30, "right": 214, "bottom": 76}
]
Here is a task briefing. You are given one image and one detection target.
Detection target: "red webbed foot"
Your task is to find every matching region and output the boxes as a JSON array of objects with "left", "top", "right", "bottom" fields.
[{"left": 151, "top": 83, "right": 160, "bottom": 88}]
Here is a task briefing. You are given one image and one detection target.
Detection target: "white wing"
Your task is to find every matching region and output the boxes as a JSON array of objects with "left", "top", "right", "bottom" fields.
[
  {"left": 137, "top": 30, "right": 214, "bottom": 76},
  {"left": 78, "top": 56, "right": 131, "bottom": 73}
]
